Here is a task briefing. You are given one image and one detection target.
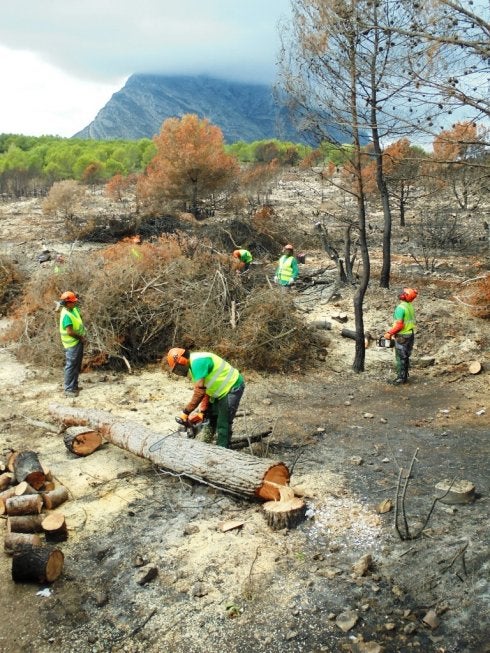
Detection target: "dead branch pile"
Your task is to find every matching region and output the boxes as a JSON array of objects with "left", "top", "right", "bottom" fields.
[
  {"left": 0, "top": 254, "right": 26, "bottom": 315},
  {"left": 1, "top": 233, "right": 318, "bottom": 372}
]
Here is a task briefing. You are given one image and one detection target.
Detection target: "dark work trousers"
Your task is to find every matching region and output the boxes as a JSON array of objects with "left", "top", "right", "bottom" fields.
[
  {"left": 64, "top": 341, "right": 84, "bottom": 392},
  {"left": 209, "top": 383, "right": 245, "bottom": 448},
  {"left": 394, "top": 333, "right": 414, "bottom": 382}
]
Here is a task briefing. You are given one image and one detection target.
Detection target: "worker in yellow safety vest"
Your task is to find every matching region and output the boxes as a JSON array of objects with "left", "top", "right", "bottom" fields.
[
  {"left": 166, "top": 348, "right": 245, "bottom": 448},
  {"left": 274, "top": 244, "right": 299, "bottom": 286},
  {"left": 384, "top": 287, "right": 418, "bottom": 384},
  {"left": 59, "top": 291, "right": 86, "bottom": 397}
]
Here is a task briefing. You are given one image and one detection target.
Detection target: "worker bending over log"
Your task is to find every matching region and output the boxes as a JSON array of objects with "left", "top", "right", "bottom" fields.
[{"left": 166, "top": 347, "right": 245, "bottom": 449}]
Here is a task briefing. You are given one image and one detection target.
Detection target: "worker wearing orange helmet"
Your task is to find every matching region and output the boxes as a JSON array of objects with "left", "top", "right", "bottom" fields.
[
  {"left": 274, "top": 244, "right": 299, "bottom": 287},
  {"left": 384, "top": 287, "right": 418, "bottom": 384},
  {"left": 59, "top": 291, "right": 86, "bottom": 397},
  {"left": 232, "top": 248, "right": 253, "bottom": 273},
  {"left": 166, "top": 347, "right": 245, "bottom": 448}
]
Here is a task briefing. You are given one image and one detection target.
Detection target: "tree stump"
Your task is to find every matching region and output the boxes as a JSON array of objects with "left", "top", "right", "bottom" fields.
[
  {"left": 4, "top": 533, "right": 42, "bottom": 555},
  {"left": 14, "top": 481, "right": 39, "bottom": 497},
  {"left": 262, "top": 485, "right": 307, "bottom": 531},
  {"left": 63, "top": 426, "right": 103, "bottom": 456},
  {"left": 5, "top": 494, "right": 43, "bottom": 516},
  {"left": 7, "top": 515, "right": 45, "bottom": 534},
  {"left": 435, "top": 479, "right": 476, "bottom": 504},
  {"left": 13, "top": 451, "right": 45, "bottom": 490},
  {"left": 42, "top": 513, "right": 68, "bottom": 543},
  {"left": 12, "top": 546, "right": 64, "bottom": 583},
  {"left": 42, "top": 487, "right": 69, "bottom": 510}
]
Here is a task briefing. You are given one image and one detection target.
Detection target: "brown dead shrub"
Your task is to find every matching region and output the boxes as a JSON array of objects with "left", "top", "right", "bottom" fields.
[
  {"left": 0, "top": 255, "right": 26, "bottom": 315},
  {"left": 2, "top": 233, "right": 317, "bottom": 372}
]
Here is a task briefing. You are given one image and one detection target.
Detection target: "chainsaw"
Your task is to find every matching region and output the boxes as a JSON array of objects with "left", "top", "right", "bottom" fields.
[
  {"left": 175, "top": 412, "right": 208, "bottom": 439},
  {"left": 377, "top": 335, "right": 395, "bottom": 348}
]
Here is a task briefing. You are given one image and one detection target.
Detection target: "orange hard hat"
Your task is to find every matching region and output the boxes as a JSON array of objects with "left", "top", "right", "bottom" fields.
[
  {"left": 400, "top": 287, "right": 418, "bottom": 302},
  {"left": 60, "top": 291, "right": 78, "bottom": 303},
  {"left": 284, "top": 243, "right": 294, "bottom": 250},
  {"left": 166, "top": 347, "right": 188, "bottom": 370},
  {"left": 232, "top": 250, "right": 241, "bottom": 258}
]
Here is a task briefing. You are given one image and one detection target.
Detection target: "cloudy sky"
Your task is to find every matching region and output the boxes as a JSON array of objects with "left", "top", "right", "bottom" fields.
[{"left": 0, "top": 0, "right": 291, "bottom": 138}]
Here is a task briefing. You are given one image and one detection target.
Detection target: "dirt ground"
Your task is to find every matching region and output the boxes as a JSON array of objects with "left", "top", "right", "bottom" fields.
[{"left": 0, "top": 175, "right": 489, "bottom": 653}]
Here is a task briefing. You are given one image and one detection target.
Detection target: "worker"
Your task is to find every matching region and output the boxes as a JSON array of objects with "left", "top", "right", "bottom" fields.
[
  {"left": 384, "top": 287, "right": 418, "bottom": 384},
  {"left": 166, "top": 347, "right": 245, "bottom": 448},
  {"left": 274, "top": 244, "right": 299, "bottom": 287},
  {"left": 232, "top": 248, "right": 253, "bottom": 272},
  {"left": 59, "top": 291, "right": 86, "bottom": 397}
]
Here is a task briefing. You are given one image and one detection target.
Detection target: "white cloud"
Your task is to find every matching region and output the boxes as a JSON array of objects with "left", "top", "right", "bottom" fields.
[{"left": 0, "top": 45, "right": 125, "bottom": 137}]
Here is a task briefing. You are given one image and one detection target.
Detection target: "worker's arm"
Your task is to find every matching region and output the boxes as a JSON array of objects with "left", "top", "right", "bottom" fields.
[
  {"left": 183, "top": 379, "right": 206, "bottom": 414},
  {"left": 386, "top": 305, "right": 406, "bottom": 336},
  {"left": 65, "top": 324, "right": 86, "bottom": 343}
]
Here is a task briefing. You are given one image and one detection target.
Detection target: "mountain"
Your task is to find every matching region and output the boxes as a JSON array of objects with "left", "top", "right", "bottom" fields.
[{"left": 74, "top": 74, "right": 317, "bottom": 144}]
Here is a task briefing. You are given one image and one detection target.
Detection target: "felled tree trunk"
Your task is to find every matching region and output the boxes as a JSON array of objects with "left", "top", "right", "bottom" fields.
[
  {"left": 12, "top": 546, "right": 64, "bottom": 583},
  {"left": 13, "top": 451, "right": 46, "bottom": 490},
  {"left": 49, "top": 404, "right": 290, "bottom": 501}
]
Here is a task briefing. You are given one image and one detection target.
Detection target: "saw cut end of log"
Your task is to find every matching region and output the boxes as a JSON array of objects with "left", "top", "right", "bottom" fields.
[
  {"left": 63, "top": 426, "right": 103, "bottom": 456},
  {"left": 255, "top": 463, "right": 290, "bottom": 500}
]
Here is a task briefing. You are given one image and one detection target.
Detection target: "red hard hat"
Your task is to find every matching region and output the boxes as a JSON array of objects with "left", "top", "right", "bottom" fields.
[
  {"left": 60, "top": 291, "right": 78, "bottom": 303},
  {"left": 400, "top": 287, "right": 418, "bottom": 302},
  {"left": 166, "top": 347, "right": 188, "bottom": 370},
  {"left": 232, "top": 250, "right": 241, "bottom": 258}
]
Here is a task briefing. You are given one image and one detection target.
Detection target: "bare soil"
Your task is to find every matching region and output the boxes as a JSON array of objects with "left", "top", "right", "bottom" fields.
[{"left": 0, "top": 174, "right": 489, "bottom": 653}]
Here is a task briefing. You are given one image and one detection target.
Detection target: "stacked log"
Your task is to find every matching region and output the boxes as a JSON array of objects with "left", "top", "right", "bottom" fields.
[{"left": 0, "top": 450, "right": 68, "bottom": 583}]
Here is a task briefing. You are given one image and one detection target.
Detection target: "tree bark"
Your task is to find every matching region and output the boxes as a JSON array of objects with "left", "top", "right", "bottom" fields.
[
  {"left": 42, "top": 513, "right": 68, "bottom": 543},
  {"left": 42, "top": 487, "right": 69, "bottom": 510},
  {"left": 7, "top": 515, "right": 45, "bottom": 534},
  {"left": 49, "top": 404, "right": 290, "bottom": 501},
  {"left": 262, "top": 485, "right": 307, "bottom": 530},
  {"left": 12, "top": 546, "right": 64, "bottom": 583},
  {"left": 5, "top": 494, "right": 43, "bottom": 516},
  {"left": 4, "top": 533, "right": 42, "bottom": 555},
  {"left": 13, "top": 451, "right": 46, "bottom": 490}
]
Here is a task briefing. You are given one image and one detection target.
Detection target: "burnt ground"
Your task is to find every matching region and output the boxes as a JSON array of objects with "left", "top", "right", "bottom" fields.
[
  {"left": 0, "top": 350, "right": 488, "bottom": 653},
  {"left": 0, "top": 171, "right": 489, "bottom": 653}
]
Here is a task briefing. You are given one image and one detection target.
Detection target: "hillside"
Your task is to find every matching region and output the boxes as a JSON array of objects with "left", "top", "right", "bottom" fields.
[
  {"left": 74, "top": 74, "right": 321, "bottom": 144},
  {"left": 0, "top": 170, "right": 489, "bottom": 653}
]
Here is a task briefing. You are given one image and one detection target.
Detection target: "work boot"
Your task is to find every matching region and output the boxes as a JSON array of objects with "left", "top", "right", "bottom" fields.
[
  {"left": 393, "top": 377, "right": 406, "bottom": 385},
  {"left": 64, "top": 390, "right": 79, "bottom": 397}
]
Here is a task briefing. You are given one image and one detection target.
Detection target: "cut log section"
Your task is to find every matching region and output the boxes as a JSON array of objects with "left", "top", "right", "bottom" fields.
[
  {"left": 13, "top": 450, "right": 45, "bottom": 490},
  {"left": 7, "top": 515, "right": 45, "bottom": 534},
  {"left": 5, "top": 494, "right": 43, "bottom": 516},
  {"left": 63, "top": 426, "right": 103, "bottom": 456},
  {"left": 12, "top": 546, "right": 64, "bottom": 583},
  {"left": 4, "top": 533, "right": 42, "bottom": 555},
  {"left": 42, "top": 513, "right": 68, "bottom": 543},
  {"left": 7, "top": 451, "right": 19, "bottom": 472},
  {"left": 0, "top": 472, "right": 14, "bottom": 491},
  {"left": 0, "top": 487, "right": 17, "bottom": 514},
  {"left": 49, "top": 404, "right": 290, "bottom": 500},
  {"left": 310, "top": 319, "right": 332, "bottom": 330},
  {"left": 468, "top": 361, "right": 482, "bottom": 375},
  {"left": 341, "top": 328, "right": 373, "bottom": 349},
  {"left": 435, "top": 479, "right": 476, "bottom": 504},
  {"left": 14, "top": 481, "right": 39, "bottom": 497},
  {"left": 42, "top": 486, "right": 69, "bottom": 510},
  {"left": 262, "top": 485, "right": 307, "bottom": 531}
]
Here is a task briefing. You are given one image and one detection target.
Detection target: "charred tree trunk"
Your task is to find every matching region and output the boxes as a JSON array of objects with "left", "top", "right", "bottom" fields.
[
  {"left": 42, "top": 513, "right": 68, "bottom": 543},
  {"left": 49, "top": 404, "right": 290, "bottom": 501},
  {"left": 12, "top": 546, "right": 64, "bottom": 583},
  {"left": 7, "top": 515, "right": 45, "bottom": 534}
]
